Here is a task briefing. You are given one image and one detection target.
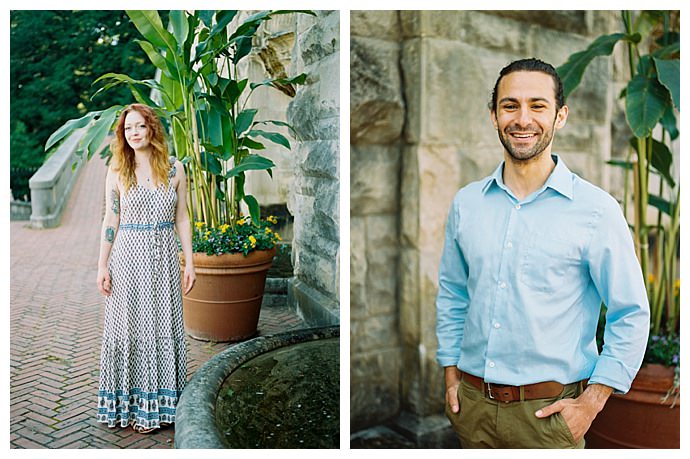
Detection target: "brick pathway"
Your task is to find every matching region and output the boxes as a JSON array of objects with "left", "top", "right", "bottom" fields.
[{"left": 9, "top": 155, "right": 306, "bottom": 449}]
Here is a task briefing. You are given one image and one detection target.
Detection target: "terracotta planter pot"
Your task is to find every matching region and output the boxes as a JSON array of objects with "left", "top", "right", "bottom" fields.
[
  {"left": 180, "top": 248, "right": 276, "bottom": 342},
  {"left": 586, "top": 364, "right": 679, "bottom": 448}
]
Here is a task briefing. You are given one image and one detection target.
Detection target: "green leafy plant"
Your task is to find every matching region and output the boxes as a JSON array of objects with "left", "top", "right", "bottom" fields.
[
  {"left": 558, "top": 10, "right": 680, "bottom": 365},
  {"left": 45, "top": 10, "right": 314, "bottom": 254}
]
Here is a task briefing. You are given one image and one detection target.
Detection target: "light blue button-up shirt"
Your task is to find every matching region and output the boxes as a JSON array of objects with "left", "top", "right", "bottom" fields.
[{"left": 436, "top": 155, "right": 650, "bottom": 394}]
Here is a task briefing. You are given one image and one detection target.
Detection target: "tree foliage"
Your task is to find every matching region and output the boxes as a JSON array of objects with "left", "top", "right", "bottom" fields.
[{"left": 9, "top": 10, "right": 156, "bottom": 169}]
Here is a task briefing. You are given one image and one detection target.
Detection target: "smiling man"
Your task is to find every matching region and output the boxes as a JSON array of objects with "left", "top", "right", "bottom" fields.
[{"left": 435, "top": 58, "right": 650, "bottom": 449}]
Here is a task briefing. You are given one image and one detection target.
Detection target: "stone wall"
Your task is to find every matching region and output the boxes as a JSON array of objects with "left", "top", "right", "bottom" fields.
[
  {"left": 350, "top": 10, "right": 632, "bottom": 439},
  {"left": 233, "top": 11, "right": 340, "bottom": 324},
  {"left": 350, "top": 11, "right": 405, "bottom": 429},
  {"left": 286, "top": 11, "right": 340, "bottom": 325}
]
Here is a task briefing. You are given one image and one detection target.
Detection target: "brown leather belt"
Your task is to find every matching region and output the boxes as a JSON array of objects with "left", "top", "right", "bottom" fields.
[{"left": 461, "top": 372, "right": 573, "bottom": 403}]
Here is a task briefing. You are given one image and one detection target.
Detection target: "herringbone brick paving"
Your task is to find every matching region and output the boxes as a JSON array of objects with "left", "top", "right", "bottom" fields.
[{"left": 10, "top": 155, "right": 306, "bottom": 449}]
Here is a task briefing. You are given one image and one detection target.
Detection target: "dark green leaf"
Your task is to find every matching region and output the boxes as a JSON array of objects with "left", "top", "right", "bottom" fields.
[
  {"left": 653, "top": 58, "right": 679, "bottom": 110},
  {"left": 210, "top": 10, "right": 238, "bottom": 38},
  {"left": 557, "top": 33, "right": 635, "bottom": 100},
  {"left": 660, "top": 105, "right": 679, "bottom": 140},
  {"left": 628, "top": 136, "right": 675, "bottom": 188},
  {"left": 625, "top": 74, "right": 669, "bottom": 138},
  {"left": 225, "top": 78, "right": 248, "bottom": 106},
  {"left": 250, "top": 73, "right": 308, "bottom": 90},
  {"left": 198, "top": 10, "right": 215, "bottom": 27},
  {"left": 199, "top": 150, "right": 223, "bottom": 175},
  {"left": 636, "top": 55, "right": 653, "bottom": 77},
  {"left": 255, "top": 119, "right": 297, "bottom": 137},
  {"left": 236, "top": 109, "right": 258, "bottom": 136},
  {"left": 225, "top": 154, "right": 275, "bottom": 178},
  {"left": 240, "top": 137, "right": 266, "bottom": 150},
  {"left": 248, "top": 129, "right": 291, "bottom": 149},
  {"left": 233, "top": 36, "right": 254, "bottom": 64},
  {"left": 651, "top": 41, "right": 680, "bottom": 59},
  {"left": 244, "top": 194, "right": 261, "bottom": 226},
  {"left": 606, "top": 159, "right": 634, "bottom": 170},
  {"left": 648, "top": 193, "right": 672, "bottom": 216},
  {"left": 207, "top": 105, "right": 223, "bottom": 147}
]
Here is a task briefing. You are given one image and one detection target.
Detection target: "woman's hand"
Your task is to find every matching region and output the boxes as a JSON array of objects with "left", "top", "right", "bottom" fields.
[
  {"left": 183, "top": 264, "right": 196, "bottom": 295},
  {"left": 97, "top": 267, "right": 112, "bottom": 296}
]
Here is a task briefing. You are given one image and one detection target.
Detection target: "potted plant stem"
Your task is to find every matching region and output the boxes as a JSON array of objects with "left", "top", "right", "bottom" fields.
[
  {"left": 46, "top": 10, "right": 314, "bottom": 341},
  {"left": 557, "top": 10, "right": 680, "bottom": 448}
]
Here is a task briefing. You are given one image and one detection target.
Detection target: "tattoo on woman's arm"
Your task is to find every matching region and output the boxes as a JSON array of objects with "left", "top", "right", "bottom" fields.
[
  {"left": 111, "top": 189, "right": 120, "bottom": 215},
  {"left": 105, "top": 226, "right": 115, "bottom": 243}
]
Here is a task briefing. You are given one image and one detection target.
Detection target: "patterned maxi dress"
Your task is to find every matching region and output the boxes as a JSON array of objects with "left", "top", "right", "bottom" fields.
[{"left": 97, "top": 158, "right": 187, "bottom": 429}]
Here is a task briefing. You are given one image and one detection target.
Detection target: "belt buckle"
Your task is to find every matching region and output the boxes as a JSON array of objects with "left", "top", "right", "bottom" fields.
[{"left": 486, "top": 382, "right": 496, "bottom": 400}]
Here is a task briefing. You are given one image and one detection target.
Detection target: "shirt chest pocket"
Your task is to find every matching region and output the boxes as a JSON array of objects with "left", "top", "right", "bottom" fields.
[{"left": 519, "top": 231, "right": 583, "bottom": 294}]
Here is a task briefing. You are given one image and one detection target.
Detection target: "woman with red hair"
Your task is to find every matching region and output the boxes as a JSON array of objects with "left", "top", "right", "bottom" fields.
[{"left": 95, "top": 104, "right": 196, "bottom": 434}]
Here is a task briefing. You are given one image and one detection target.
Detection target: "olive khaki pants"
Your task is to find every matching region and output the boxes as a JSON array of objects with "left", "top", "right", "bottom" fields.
[{"left": 445, "top": 378, "right": 586, "bottom": 449}]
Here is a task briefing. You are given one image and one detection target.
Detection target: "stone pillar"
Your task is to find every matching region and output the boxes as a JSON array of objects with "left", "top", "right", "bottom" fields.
[
  {"left": 286, "top": 10, "right": 340, "bottom": 326},
  {"left": 349, "top": 11, "right": 405, "bottom": 431}
]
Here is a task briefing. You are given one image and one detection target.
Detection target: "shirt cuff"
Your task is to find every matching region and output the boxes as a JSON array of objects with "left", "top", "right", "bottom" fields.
[{"left": 589, "top": 356, "right": 640, "bottom": 394}]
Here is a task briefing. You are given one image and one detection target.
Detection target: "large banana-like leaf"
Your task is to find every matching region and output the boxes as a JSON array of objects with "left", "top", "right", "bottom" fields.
[
  {"left": 169, "top": 10, "right": 189, "bottom": 54},
  {"left": 628, "top": 136, "right": 676, "bottom": 188},
  {"left": 236, "top": 109, "right": 258, "bottom": 136},
  {"left": 79, "top": 105, "right": 122, "bottom": 160},
  {"left": 625, "top": 74, "right": 670, "bottom": 138},
  {"left": 225, "top": 154, "right": 275, "bottom": 178},
  {"left": 126, "top": 10, "right": 176, "bottom": 52},
  {"left": 654, "top": 58, "right": 679, "bottom": 110},
  {"left": 249, "top": 73, "right": 307, "bottom": 91},
  {"left": 45, "top": 110, "right": 103, "bottom": 151},
  {"left": 243, "top": 194, "right": 261, "bottom": 226},
  {"left": 248, "top": 130, "right": 290, "bottom": 149},
  {"left": 557, "top": 33, "right": 638, "bottom": 100},
  {"left": 660, "top": 105, "right": 679, "bottom": 140}
]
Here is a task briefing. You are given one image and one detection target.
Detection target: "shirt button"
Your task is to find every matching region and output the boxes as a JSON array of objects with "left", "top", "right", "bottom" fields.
[
  {"left": 515, "top": 204, "right": 521, "bottom": 209},
  {"left": 489, "top": 361, "right": 496, "bottom": 368},
  {"left": 494, "top": 322, "right": 501, "bottom": 329},
  {"left": 505, "top": 241, "right": 513, "bottom": 249},
  {"left": 499, "top": 281, "right": 507, "bottom": 289}
]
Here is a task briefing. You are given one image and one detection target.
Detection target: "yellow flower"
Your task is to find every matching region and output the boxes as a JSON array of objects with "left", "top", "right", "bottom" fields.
[
  {"left": 267, "top": 215, "right": 278, "bottom": 224},
  {"left": 265, "top": 227, "right": 272, "bottom": 234},
  {"left": 219, "top": 224, "right": 230, "bottom": 233},
  {"left": 674, "top": 279, "right": 680, "bottom": 297},
  {"left": 249, "top": 235, "right": 257, "bottom": 247},
  {"left": 274, "top": 232, "right": 282, "bottom": 241},
  {"left": 195, "top": 221, "right": 204, "bottom": 230},
  {"left": 648, "top": 273, "right": 655, "bottom": 283},
  {"left": 237, "top": 218, "right": 246, "bottom": 226},
  {"left": 204, "top": 230, "right": 211, "bottom": 240}
]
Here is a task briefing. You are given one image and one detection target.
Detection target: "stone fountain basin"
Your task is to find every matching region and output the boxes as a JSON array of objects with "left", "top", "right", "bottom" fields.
[{"left": 175, "top": 326, "right": 339, "bottom": 448}]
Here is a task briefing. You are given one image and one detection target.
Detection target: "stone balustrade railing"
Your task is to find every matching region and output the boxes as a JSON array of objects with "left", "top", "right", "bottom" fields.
[{"left": 28, "top": 129, "right": 87, "bottom": 229}]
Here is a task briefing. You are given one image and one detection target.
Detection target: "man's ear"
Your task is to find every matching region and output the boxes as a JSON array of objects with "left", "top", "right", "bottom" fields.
[
  {"left": 555, "top": 105, "right": 569, "bottom": 130},
  {"left": 490, "top": 110, "right": 498, "bottom": 130}
]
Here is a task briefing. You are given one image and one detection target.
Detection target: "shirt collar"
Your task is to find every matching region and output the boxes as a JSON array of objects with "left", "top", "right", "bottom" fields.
[{"left": 481, "top": 154, "right": 574, "bottom": 200}]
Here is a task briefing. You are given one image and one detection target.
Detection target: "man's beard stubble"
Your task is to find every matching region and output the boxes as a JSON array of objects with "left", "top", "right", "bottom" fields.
[{"left": 497, "top": 120, "right": 556, "bottom": 163}]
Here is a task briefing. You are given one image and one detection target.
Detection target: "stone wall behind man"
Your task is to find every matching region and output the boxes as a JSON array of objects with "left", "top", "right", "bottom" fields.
[{"left": 350, "top": 10, "right": 632, "bottom": 436}]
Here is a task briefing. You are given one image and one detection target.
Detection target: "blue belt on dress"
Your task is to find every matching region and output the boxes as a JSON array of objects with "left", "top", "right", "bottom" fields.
[
  {"left": 118, "top": 221, "right": 175, "bottom": 280},
  {"left": 119, "top": 221, "right": 175, "bottom": 231}
]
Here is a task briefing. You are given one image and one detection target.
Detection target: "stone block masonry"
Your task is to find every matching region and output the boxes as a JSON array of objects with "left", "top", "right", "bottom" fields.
[{"left": 287, "top": 10, "right": 340, "bottom": 327}]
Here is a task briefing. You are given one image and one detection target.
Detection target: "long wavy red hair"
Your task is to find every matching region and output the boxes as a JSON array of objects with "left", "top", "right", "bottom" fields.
[{"left": 111, "top": 104, "right": 170, "bottom": 193}]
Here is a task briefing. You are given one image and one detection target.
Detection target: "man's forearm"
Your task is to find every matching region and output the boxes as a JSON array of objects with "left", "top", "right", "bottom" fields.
[{"left": 579, "top": 383, "right": 613, "bottom": 414}]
